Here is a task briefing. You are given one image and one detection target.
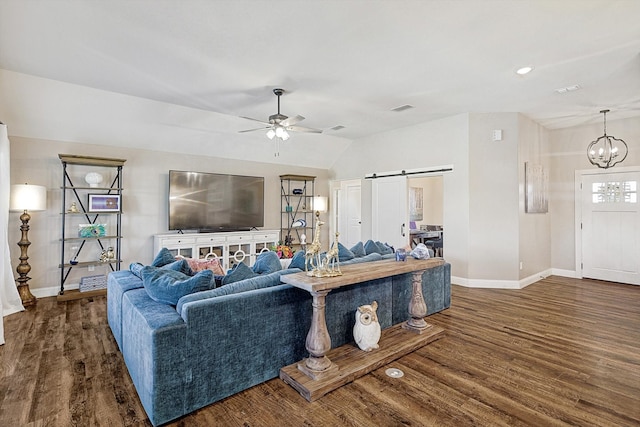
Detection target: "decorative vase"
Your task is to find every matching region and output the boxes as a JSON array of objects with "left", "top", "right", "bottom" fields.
[{"left": 85, "top": 172, "right": 104, "bottom": 188}]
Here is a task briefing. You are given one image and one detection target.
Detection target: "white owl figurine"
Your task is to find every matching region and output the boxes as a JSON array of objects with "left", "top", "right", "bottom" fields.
[{"left": 353, "top": 301, "right": 381, "bottom": 352}]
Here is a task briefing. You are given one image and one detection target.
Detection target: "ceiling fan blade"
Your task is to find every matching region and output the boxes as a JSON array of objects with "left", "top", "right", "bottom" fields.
[
  {"left": 238, "top": 126, "right": 271, "bottom": 133},
  {"left": 280, "top": 115, "right": 305, "bottom": 127},
  {"left": 240, "top": 116, "right": 271, "bottom": 125},
  {"left": 287, "top": 125, "right": 323, "bottom": 134}
]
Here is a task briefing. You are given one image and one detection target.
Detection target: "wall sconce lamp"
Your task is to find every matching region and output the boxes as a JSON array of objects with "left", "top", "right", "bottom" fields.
[{"left": 9, "top": 183, "right": 47, "bottom": 306}]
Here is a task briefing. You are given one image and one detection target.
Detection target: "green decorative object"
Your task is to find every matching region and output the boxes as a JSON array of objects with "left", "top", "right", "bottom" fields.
[{"left": 78, "top": 223, "right": 106, "bottom": 238}]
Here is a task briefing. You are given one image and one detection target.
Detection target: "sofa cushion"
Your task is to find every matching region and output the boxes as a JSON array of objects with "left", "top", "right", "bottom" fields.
[
  {"left": 341, "top": 252, "right": 383, "bottom": 265},
  {"left": 221, "top": 262, "right": 258, "bottom": 286},
  {"left": 377, "top": 241, "right": 394, "bottom": 255},
  {"left": 151, "top": 247, "right": 176, "bottom": 267},
  {"left": 252, "top": 251, "right": 282, "bottom": 275},
  {"left": 350, "top": 241, "right": 366, "bottom": 258},
  {"left": 130, "top": 259, "right": 193, "bottom": 279},
  {"left": 337, "top": 242, "right": 355, "bottom": 262},
  {"left": 141, "top": 266, "right": 214, "bottom": 306},
  {"left": 176, "top": 268, "right": 302, "bottom": 315},
  {"left": 289, "top": 250, "right": 306, "bottom": 270},
  {"left": 364, "top": 239, "right": 382, "bottom": 255}
]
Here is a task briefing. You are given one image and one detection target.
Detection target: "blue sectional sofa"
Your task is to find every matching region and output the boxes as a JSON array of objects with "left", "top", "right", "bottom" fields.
[{"left": 107, "top": 248, "right": 451, "bottom": 426}]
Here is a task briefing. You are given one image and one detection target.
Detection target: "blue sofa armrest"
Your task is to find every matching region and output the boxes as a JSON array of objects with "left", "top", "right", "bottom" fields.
[{"left": 107, "top": 270, "right": 145, "bottom": 350}]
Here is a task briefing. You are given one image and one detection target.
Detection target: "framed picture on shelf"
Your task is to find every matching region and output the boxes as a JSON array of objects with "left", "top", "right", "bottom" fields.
[{"left": 88, "top": 194, "right": 121, "bottom": 212}]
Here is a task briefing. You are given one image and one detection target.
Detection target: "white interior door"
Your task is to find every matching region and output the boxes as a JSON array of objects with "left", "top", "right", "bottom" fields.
[
  {"left": 372, "top": 176, "right": 408, "bottom": 249},
  {"left": 337, "top": 180, "right": 362, "bottom": 248},
  {"left": 581, "top": 171, "right": 640, "bottom": 285}
]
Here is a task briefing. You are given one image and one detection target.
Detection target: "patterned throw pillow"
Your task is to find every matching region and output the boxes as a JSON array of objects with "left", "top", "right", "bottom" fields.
[{"left": 180, "top": 256, "right": 225, "bottom": 276}]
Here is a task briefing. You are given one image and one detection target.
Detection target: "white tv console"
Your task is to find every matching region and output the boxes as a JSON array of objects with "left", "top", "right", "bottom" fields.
[{"left": 153, "top": 230, "right": 280, "bottom": 271}]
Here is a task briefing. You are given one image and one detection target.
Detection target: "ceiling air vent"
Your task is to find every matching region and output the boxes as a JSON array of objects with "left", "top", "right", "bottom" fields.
[
  {"left": 330, "top": 125, "right": 346, "bottom": 131},
  {"left": 555, "top": 85, "right": 581, "bottom": 94},
  {"left": 391, "top": 104, "right": 414, "bottom": 112}
]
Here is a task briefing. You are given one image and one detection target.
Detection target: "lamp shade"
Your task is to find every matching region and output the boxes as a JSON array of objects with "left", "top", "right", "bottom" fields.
[
  {"left": 312, "top": 196, "right": 328, "bottom": 213},
  {"left": 10, "top": 184, "right": 47, "bottom": 212}
]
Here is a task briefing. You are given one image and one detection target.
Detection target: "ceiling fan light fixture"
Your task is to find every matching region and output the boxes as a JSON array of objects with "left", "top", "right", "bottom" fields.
[{"left": 266, "top": 128, "right": 276, "bottom": 140}]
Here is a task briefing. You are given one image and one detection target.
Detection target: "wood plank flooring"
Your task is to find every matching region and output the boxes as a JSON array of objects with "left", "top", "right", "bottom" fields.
[{"left": 1, "top": 276, "right": 638, "bottom": 426}]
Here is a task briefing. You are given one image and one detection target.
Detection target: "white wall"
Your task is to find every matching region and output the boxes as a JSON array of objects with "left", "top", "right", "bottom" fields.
[
  {"left": 331, "top": 113, "right": 471, "bottom": 279},
  {"left": 8, "top": 136, "right": 329, "bottom": 296},
  {"left": 549, "top": 116, "right": 640, "bottom": 274}
]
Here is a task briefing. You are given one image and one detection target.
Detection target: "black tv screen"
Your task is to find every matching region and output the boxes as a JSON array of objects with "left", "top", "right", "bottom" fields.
[{"left": 169, "top": 170, "right": 264, "bottom": 231}]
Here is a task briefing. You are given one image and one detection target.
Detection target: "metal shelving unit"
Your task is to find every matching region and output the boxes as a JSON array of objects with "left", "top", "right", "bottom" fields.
[
  {"left": 280, "top": 174, "right": 315, "bottom": 248},
  {"left": 58, "top": 154, "right": 125, "bottom": 300}
]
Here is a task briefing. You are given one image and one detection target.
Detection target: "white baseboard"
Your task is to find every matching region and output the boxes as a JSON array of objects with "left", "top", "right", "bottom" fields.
[
  {"left": 32, "top": 283, "right": 79, "bottom": 299},
  {"left": 452, "top": 269, "right": 552, "bottom": 289},
  {"left": 551, "top": 268, "right": 578, "bottom": 278}
]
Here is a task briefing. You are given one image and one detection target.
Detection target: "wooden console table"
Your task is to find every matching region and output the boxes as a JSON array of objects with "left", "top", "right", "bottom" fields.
[{"left": 279, "top": 258, "right": 446, "bottom": 401}]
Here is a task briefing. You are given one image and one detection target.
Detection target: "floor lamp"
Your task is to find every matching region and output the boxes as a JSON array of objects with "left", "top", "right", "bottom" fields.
[{"left": 9, "top": 184, "right": 47, "bottom": 306}]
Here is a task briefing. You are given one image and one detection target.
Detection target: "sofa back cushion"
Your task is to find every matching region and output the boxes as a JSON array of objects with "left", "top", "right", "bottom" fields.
[{"left": 176, "top": 268, "right": 302, "bottom": 316}]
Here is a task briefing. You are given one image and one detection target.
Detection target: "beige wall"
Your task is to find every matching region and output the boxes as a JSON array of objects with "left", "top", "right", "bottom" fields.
[
  {"left": 407, "top": 176, "right": 443, "bottom": 227},
  {"left": 549, "top": 116, "right": 640, "bottom": 274},
  {"left": 9, "top": 136, "right": 329, "bottom": 296}
]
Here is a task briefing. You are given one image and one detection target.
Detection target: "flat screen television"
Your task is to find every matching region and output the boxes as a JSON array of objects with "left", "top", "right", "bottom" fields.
[{"left": 168, "top": 170, "right": 264, "bottom": 232}]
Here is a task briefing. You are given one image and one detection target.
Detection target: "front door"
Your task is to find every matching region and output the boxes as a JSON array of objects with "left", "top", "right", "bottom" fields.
[{"left": 581, "top": 170, "right": 640, "bottom": 285}]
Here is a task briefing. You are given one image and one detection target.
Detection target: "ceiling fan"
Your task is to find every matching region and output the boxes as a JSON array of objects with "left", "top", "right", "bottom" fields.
[{"left": 238, "top": 89, "right": 322, "bottom": 154}]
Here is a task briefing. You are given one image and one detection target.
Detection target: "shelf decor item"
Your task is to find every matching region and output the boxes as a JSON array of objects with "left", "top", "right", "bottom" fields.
[
  {"left": 84, "top": 172, "right": 104, "bottom": 187},
  {"left": 78, "top": 223, "right": 106, "bottom": 238},
  {"left": 88, "top": 194, "right": 121, "bottom": 212}
]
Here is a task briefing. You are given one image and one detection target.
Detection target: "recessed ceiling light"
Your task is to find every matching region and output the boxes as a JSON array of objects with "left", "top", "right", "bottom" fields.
[{"left": 516, "top": 66, "right": 534, "bottom": 75}]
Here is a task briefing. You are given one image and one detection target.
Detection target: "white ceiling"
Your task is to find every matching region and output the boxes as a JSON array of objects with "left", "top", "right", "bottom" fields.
[{"left": 1, "top": 0, "right": 639, "bottom": 167}]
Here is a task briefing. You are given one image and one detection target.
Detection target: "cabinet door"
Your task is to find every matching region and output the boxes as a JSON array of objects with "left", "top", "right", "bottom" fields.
[{"left": 227, "top": 242, "right": 251, "bottom": 269}]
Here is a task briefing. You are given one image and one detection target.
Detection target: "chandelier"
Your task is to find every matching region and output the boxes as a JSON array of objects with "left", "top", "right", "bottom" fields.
[{"left": 587, "top": 109, "right": 628, "bottom": 169}]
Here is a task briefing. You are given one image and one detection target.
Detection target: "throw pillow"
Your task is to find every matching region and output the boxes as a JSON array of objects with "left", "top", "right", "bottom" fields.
[
  {"left": 337, "top": 242, "right": 355, "bottom": 262},
  {"left": 181, "top": 256, "right": 225, "bottom": 276},
  {"left": 162, "top": 259, "right": 194, "bottom": 276},
  {"left": 221, "top": 262, "right": 259, "bottom": 286},
  {"left": 141, "top": 266, "right": 214, "bottom": 306},
  {"left": 252, "top": 251, "right": 282, "bottom": 274},
  {"left": 364, "top": 239, "right": 382, "bottom": 255},
  {"left": 151, "top": 247, "right": 175, "bottom": 267},
  {"left": 376, "top": 241, "right": 393, "bottom": 255},
  {"left": 350, "top": 241, "right": 366, "bottom": 258},
  {"left": 289, "top": 250, "right": 306, "bottom": 270},
  {"left": 129, "top": 262, "right": 145, "bottom": 278}
]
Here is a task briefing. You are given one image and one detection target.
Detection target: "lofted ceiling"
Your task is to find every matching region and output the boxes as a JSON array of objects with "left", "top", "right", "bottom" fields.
[{"left": 1, "top": 0, "right": 639, "bottom": 168}]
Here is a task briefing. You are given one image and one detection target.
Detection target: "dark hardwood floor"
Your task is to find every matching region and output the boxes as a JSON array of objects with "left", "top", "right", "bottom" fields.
[{"left": 1, "top": 276, "right": 639, "bottom": 426}]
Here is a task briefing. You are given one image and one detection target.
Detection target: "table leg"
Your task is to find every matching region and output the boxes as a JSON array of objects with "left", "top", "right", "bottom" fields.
[
  {"left": 403, "top": 269, "right": 432, "bottom": 334},
  {"left": 298, "top": 290, "right": 337, "bottom": 379}
]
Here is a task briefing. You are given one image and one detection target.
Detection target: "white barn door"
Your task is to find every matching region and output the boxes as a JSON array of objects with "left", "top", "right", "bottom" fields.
[
  {"left": 372, "top": 176, "right": 409, "bottom": 249},
  {"left": 581, "top": 170, "right": 640, "bottom": 285}
]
